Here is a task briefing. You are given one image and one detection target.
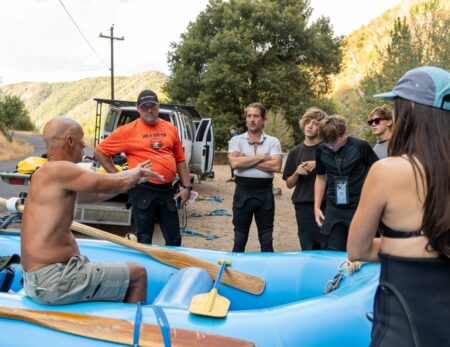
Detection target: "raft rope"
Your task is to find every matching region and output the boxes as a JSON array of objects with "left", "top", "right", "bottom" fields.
[
  {"left": 151, "top": 305, "right": 171, "bottom": 347},
  {"left": 324, "top": 260, "right": 365, "bottom": 294}
]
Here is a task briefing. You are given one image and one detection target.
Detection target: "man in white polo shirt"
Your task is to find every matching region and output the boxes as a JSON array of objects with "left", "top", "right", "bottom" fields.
[{"left": 228, "top": 102, "right": 283, "bottom": 252}]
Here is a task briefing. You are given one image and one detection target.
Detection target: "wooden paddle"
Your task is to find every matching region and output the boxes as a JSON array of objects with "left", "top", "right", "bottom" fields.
[
  {"left": 0, "top": 197, "right": 265, "bottom": 295},
  {"left": 0, "top": 306, "right": 255, "bottom": 346},
  {"left": 189, "top": 260, "right": 231, "bottom": 318}
]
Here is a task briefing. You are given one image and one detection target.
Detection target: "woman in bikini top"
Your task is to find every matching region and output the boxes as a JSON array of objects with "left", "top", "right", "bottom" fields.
[{"left": 347, "top": 66, "right": 450, "bottom": 347}]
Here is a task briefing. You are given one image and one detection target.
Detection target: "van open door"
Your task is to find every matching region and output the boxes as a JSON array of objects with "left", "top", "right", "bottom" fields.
[{"left": 191, "top": 118, "right": 214, "bottom": 177}]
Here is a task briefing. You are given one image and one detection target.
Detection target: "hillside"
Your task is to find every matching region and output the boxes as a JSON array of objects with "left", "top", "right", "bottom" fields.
[
  {"left": 0, "top": 71, "right": 167, "bottom": 138},
  {"left": 333, "top": 0, "right": 450, "bottom": 97}
]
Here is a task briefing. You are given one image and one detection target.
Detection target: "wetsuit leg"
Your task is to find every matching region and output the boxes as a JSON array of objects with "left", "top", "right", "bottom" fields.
[
  {"left": 326, "top": 223, "right": 348, "bottom": 251},
  {"left": 295, "top": 202, "right": 324, "bottom": 250},
  {"left": 232, "top": 198, "right": 256, "bottom": 252},
  {"left": 132, "top": 201, "right": 157, "bottom": 244},
  {"left": 254, "top": 199, "right": 274, "bottom": 252},
  {"left": 158, "top": 198, "right": 182, "bottom": 246}
]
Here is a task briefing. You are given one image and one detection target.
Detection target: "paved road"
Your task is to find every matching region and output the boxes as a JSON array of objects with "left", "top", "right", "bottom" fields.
[
  {"left": 0, "top": 132, "right": 93, "bottom": 199},
  {"left": 0, "top": 133, "right": 45, "bottom": 199}
]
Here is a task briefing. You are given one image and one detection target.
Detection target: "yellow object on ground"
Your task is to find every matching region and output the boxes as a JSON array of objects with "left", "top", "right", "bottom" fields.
[
  {"left": 17, "top": 157, "right": 48, "bottom": 174},
  {"left": 189, "top": 260, "right": 231, "bottom": 318},
  {"left": 96, "top": 165, "right": 123, "bottom": 173}
]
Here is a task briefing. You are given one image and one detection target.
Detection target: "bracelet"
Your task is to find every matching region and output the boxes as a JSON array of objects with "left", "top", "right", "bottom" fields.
[{"left": 182, "top": 185, "right": 193, "bottom": 191}]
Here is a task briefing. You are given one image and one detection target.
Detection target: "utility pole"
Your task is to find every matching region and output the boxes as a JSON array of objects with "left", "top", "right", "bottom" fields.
[{"left": 99, "top": 25, "right": 124, "bottom": 101}]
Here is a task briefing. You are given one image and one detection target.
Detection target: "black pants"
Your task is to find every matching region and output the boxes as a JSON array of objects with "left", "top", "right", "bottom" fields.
[
  {"left": 232, "top": 197, "right": 274, "bottom": 252},
  {"left": 294, "top": 202, "right": 326, "bottom": 250},
  {"left": 324, "top": 223, "right": 348, "bottom": 251},
  {"left": 320, "top": 203, "right": 355, "bottom": 252},
  {"left": 129, "top": 185, "right": 181, "bottom": 246}
]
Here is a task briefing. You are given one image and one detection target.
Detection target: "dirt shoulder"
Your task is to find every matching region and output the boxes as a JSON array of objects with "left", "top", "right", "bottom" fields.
[{"left": 0, "top": 132, "right": 34, "bottom": 161}]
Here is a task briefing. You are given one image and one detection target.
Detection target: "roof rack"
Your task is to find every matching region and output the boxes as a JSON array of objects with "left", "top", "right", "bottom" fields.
[
  {"left": 93, "top": 98, "right": 136, "bottom": 107},
  {"left": 93, "top": 99, "right": 202, "bottom": 118}
]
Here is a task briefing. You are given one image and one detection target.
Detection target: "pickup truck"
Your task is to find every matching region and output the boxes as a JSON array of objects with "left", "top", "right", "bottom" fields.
[
  {"left": 94, "top": 98, "right": 214, "bottom": 178},
  {"left": 0, "top": 99, "right": 215, "bottom": 226}
]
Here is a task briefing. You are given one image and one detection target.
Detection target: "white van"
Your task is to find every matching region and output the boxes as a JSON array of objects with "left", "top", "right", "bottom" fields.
[{"left": 94, "top": 98, "right": 214, "bottom": 177}]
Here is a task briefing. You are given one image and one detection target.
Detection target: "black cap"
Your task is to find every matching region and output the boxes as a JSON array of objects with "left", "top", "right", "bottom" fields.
[{"left": 137, "top": 90, "right": 159, "bottom": 108}]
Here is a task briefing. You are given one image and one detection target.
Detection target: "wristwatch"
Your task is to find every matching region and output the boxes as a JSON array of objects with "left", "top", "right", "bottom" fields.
[{"left": 182, "top": 185, "right": 193, "bottom": 191}]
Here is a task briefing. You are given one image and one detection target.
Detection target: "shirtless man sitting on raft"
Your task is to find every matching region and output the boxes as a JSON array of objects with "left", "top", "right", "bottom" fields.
[{"left": 21, "top": 117, "right": 162, "bottom": 305}]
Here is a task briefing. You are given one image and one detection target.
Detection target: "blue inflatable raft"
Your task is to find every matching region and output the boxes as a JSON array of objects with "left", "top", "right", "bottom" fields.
[{"left": 0, "top": 233, "right": 379, "bottom": 346}]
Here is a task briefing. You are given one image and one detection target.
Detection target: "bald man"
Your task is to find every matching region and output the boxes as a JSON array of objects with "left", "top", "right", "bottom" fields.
[{"left": 21, "top": 117, "right": 162, "bottom": 305}]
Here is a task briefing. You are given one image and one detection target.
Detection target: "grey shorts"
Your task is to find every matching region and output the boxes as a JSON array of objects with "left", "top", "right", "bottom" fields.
[{"left": 22, "top": 255, "right": 130, "bottom": 305}]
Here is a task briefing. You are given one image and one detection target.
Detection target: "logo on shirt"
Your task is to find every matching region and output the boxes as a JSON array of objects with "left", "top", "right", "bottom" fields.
[{"left": 150, "top": 138, "right": 163, "bottom": 150}]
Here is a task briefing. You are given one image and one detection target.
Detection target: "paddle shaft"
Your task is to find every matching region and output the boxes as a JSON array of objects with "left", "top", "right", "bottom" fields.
[
  {"left": 213, "top": 260, "right": 229, "bottom": 290},
  {"left": 0, "top": 197, "right": 265, "bottom": 295},
  {"left": 0, "top": 306, "right": 255, "bottom": 347}
]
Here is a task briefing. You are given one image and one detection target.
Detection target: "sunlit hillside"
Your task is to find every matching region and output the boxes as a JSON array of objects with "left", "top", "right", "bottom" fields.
[
  {"left": 334, "top": 0, "right": 450, "bottom": 97},
  {"left": 0, "top": 71, "right": 167, "bottom": 137}
]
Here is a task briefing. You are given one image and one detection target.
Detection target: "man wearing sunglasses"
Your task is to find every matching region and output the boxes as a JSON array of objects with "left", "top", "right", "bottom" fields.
[
  {"left": 367, "top": 105, "right": 393, "bottom": 159},
  {"left": 95, "top": 90, "right": 191, "bottom": 247},
  {"left": 228, "top": 102, "right": 283, "bottom": 252}
]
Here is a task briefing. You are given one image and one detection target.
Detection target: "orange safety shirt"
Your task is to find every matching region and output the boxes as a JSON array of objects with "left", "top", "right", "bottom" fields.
[{"left": 96, "top": 118, "right": 185, "bottom": 184}]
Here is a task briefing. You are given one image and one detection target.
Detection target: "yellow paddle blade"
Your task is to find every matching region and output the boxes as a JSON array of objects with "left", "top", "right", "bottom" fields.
[{"left": 189, "top": 288, "right": 230, "bottom": 318}]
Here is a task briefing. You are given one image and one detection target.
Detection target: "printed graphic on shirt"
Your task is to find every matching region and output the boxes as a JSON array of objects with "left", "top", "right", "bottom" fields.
[{"left": 150, "top": 138, "right": 163, "bottom": 150}]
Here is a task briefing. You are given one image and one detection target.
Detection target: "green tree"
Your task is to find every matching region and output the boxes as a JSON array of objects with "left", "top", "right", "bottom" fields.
[
  {"left": 264, "top": 108, "right": 294, "bottom": 151},
  {"left": 165, "top": 0, "right": 342, "bottom": 147},
  {"left": 0, "top": 94, "right": 34, "bottom": 131},
  {"left": 358, "top": 0, "right": 450, "bottom": 135}
]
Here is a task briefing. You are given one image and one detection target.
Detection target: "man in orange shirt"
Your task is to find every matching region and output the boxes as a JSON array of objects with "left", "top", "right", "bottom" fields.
[{"left": 95, "top": 90, "right": 191, "bottom": 246}]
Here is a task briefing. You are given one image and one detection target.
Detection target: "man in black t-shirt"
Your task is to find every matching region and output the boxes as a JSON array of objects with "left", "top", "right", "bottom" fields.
[
  {"left": 283, "top": 107, "right": 327, "bottom": 250},
  {"left": 314, "top": 115, "right": 378, "bottom": 251}
]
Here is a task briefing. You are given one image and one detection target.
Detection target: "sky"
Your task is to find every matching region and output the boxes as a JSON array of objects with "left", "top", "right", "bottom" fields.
[{"left": 0, "top": 0, "right": 401, "bottom": 86}]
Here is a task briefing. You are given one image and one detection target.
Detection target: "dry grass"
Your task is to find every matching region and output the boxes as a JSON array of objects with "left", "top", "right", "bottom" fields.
[{"left": 0, "top": 133, "right": 34, "bottom": 161}]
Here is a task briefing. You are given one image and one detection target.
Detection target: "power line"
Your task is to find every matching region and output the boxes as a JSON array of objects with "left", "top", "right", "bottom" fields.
[{"left": 57, "top": 0, "right": 109, "bottom": 69}]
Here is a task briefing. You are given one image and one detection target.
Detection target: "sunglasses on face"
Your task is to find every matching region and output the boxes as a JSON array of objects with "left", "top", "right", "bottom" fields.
[
  {"left": 247, "top": 139, "right": 265, "bottom": 145},
  {"left": 367, "top": 118, "right": 385, "bottom": 126},
  {"left": 247, "top": 135, "right": 266, "bottom": 146}
]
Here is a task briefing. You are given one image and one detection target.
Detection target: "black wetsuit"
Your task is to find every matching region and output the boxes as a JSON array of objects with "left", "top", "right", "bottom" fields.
[
  {"left": 372, "top": 225, "right": 450, "bottom": 347},
  {"left": 232, "top": 176, "right": 274, "bottom": 252},
  {"left": 316, "top": 136, "right": 378, "bottom": 250},
  {"left": 128, "top": 182, "right": 181, "bottom": 246}
]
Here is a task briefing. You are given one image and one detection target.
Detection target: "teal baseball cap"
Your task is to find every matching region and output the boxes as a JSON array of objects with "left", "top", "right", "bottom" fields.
[{"left": 374, "top": 66, "right": 450, "bottom": 111}]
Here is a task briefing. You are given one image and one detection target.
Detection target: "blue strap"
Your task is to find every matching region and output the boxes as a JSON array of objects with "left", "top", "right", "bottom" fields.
[
  {"left": 151, "top": 305, "right": 171, "bottom": 347},
  {"left": 180, "top": 228, "right": 222, "bottom": 240},
  {"left": 133, "top": 302, "right": 143, "bottom": 347},
  {"left": 205, "top": 209, "right": 231, "bottom": 216},
  {"left": 205, "top": 196, "right": 223, "bottom": 202}
]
